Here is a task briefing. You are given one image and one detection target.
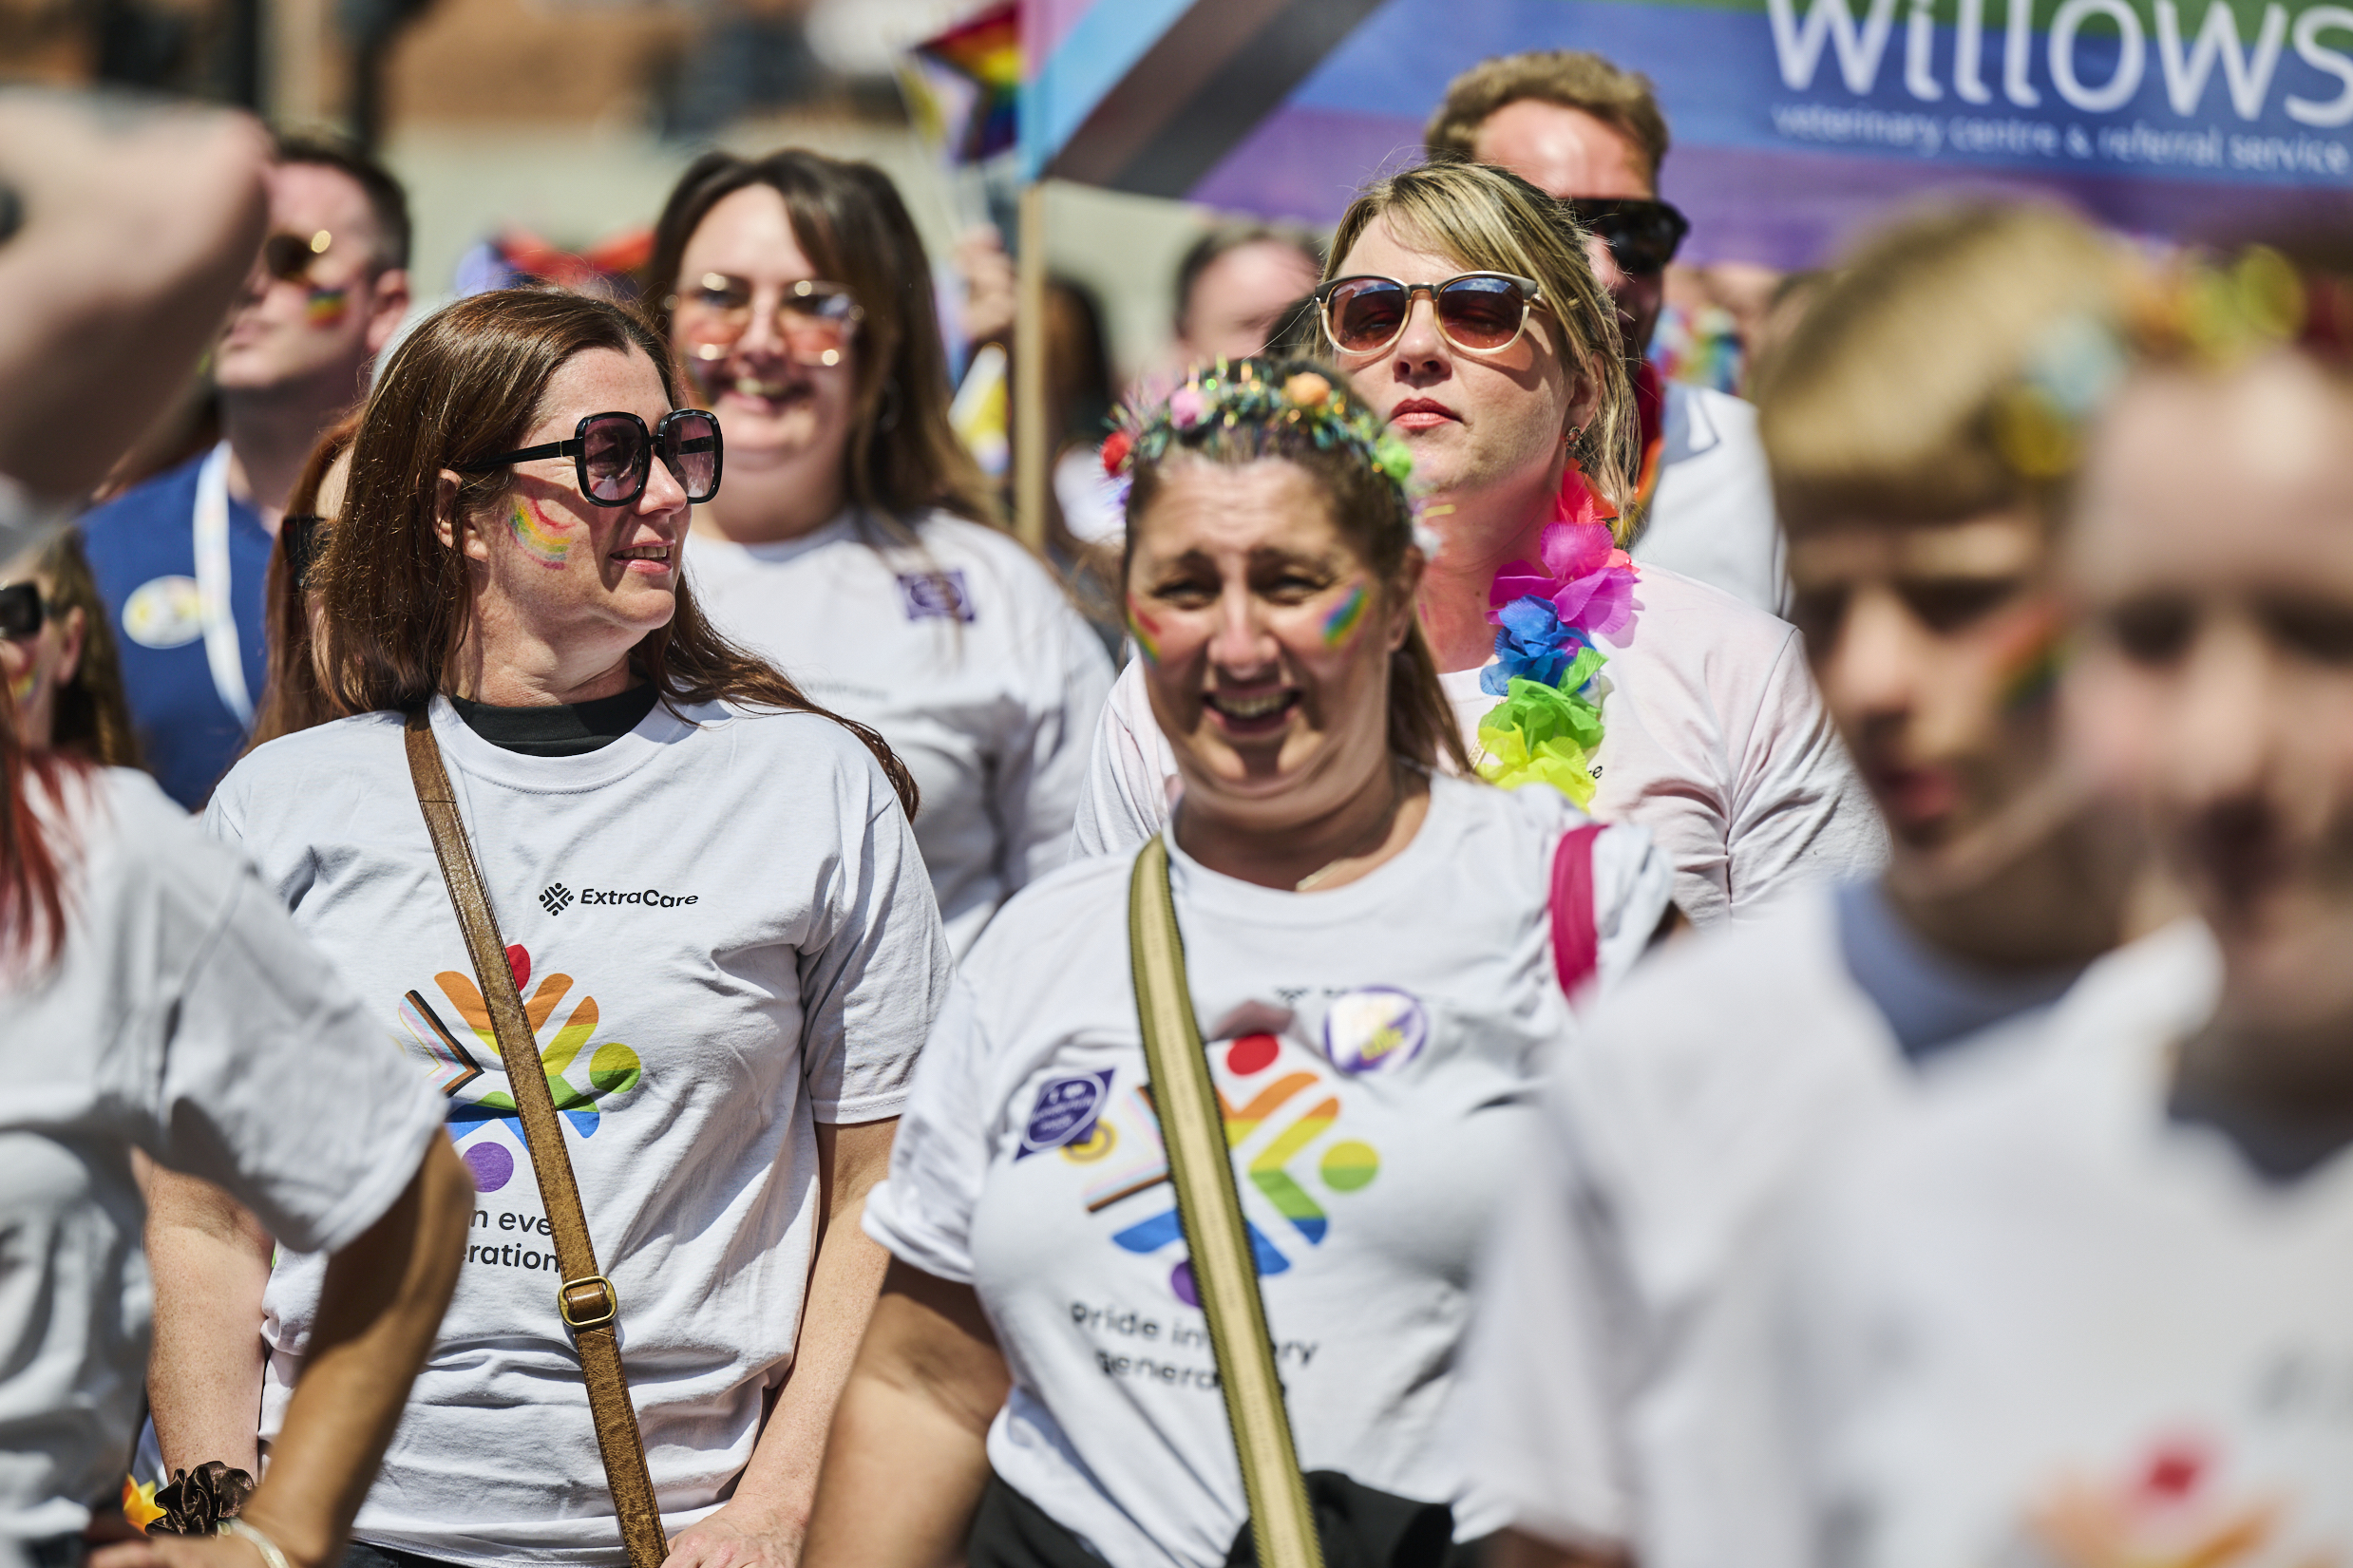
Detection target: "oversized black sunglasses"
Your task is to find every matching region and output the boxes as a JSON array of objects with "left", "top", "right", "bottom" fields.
[
  {"left": 1563, "top": 198, "right": 1691, "bottom": 277},
  {"left": 281, "top": 514, "right": 332, "bottom": 589},
  {"left": 461, "top": 409, "right": 723, "bottom": 507},
  {"left": 262, "top": 229, "right": 335, "bottom": 284},
  {"left": 0, "top": 581, "right": 42, "bottom": 641},
  {"left": 1317, "top": 272, "right": 1545, "bottom": 357}
]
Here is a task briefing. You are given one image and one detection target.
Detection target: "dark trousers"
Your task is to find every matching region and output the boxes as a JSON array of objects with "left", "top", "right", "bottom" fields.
[
  {"left": 965, "top": 1472, "right": 1487, "bottom": 1568},
  {"left": 342, "top": 1542, "right": 469, "bottom": 1568},
  {"left": 25, "top": 1537, "right": 85, "bottom": 1568}
]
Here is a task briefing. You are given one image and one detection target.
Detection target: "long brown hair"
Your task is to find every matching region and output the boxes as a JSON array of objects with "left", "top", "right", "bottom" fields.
[
  {"left": 246, "top": 412, "right": 358, "bottom": 752},
  {"left": 647, "top": 148, "right": 996, "bottom": 534},
  {"left": 314, "top": 288, "right": 919, "bottom": 816},
  {"left": 25, "top": 530, "right": 140, "bottom": 766},
  {"left": 2, "top": 652, "right": 87, "bottom": 973},
  {"left": 1124, "top": 357, "right": 1471, "bottom": 777}
]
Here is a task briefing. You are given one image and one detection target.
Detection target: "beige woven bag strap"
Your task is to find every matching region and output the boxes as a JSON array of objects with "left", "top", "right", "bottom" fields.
[
  {"left": 403, "top": 709, "right": 668, "bottom": 1568},
  {"left": 1129, "top": 837, "right": 1325, "bottom": 1568}
]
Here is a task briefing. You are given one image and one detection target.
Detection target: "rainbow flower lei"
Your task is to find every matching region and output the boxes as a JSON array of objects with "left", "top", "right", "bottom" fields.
[{"left": 1473, "top": 469, "right": 1638, "bottom": 808}]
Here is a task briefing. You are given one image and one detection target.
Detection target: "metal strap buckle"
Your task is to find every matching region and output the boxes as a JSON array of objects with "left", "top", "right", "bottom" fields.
[{"left": 559, "top": 1274, "right": 619, "bottom": 1330}]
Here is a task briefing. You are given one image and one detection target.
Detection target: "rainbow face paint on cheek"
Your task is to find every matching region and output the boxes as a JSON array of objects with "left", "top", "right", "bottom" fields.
[
  {"left": 508, "top": 499, "right": 573, "bottom": 569},
  {"left": 1320, "top": 583, "right": 1370, "bottom": 649},
  {"left": 1127, "top": 597, "right": 1163, "bottom": 664},
  {"left": 305, "top": 287, "right": 350, "bottom": 327},
  {"left": 1993, "top": 602, "right": 2067, "bottom": 713},
  {"left": 7, "top": 665, "right": 34, "bottom": 707}
]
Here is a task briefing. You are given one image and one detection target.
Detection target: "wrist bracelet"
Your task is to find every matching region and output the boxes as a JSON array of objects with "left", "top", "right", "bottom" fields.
[{"left": 220, "top": 1519, "right": 294, "bottom": 1568}]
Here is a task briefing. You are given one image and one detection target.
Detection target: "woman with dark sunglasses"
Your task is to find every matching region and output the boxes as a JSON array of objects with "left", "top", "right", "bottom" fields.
[
  {"left": 647, "top": 149, "right": 1115, "bottom": 960},
  {"left": 1, "top": 529, "right": 141, "bottom": 765},
  {"left": 1075, "top": 160, "right": 1884, "bottom": 931},
  {"left": 243, "top": 412, "right": 357, "bottom": 754},
  {"left": 143, "top": 288, "right": 953, "bottom": 1568}
]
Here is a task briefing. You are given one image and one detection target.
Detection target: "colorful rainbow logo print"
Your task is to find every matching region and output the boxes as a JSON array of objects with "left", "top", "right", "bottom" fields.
[
  {"left": 2020, "top": 1435, "right": 2325, "bottom": 1568},
  {"left": 392, "top": 942, "right": 643, "bottom": 1193},
  {"left": 1091, "top": 1031, "right": 1380, "bottom": 1306}
]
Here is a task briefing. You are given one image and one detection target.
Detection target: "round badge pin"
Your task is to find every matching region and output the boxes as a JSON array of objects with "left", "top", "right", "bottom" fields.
[
  {"left": 1321, "top": 988, "right": 1430, "bottom": 1074},
  {"left": 1018, "top": 1070, "right": 1112, "bottom": 1159},
  {"left": 121, "top": 575, "right": 204, "bottom": 650}
]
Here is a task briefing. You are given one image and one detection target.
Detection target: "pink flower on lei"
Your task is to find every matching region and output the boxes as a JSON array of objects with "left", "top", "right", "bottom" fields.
[{"left": 1487, "top": 469, "right": 1637, "bottom": 639}]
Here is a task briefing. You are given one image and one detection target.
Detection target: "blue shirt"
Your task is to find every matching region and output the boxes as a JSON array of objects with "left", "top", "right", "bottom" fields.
[{"left": 79, "top": 451, "right": 272, "bottom": 809}]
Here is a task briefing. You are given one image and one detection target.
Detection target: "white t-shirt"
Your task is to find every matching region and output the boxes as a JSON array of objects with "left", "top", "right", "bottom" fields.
[
  {"left": 1631, "top": 384, "right": 1787, "bottom": 618},
  {"left": 1777, "top": 923, "right": 2353, "bottom": 1568},
  {"left": 1, "top": 767, "right": 442, "bottom": 1544},
  {"left": 1452, "top": 892, "right": 2206, "bottom": 1568},
  {"left": 865, "top": 774, "right": 1671, "bottom": 1568},
  {"left": 688, "top": 509, "right": 1114, "bottom": 957},
  {"left": 1071, "top": 564, "right": 1885, "bottom": 928},
  {"left": 204, "top": 695, "right": 951, "bottom": 1567}
]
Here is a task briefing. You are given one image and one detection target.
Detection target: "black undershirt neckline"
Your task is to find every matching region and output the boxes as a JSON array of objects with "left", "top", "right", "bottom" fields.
[{"left": 447, "top": 685, "right": 661, "bottom": 758}]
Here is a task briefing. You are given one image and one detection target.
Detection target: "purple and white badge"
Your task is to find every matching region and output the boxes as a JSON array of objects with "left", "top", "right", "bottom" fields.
[
  {"left": 1321, "top": 989, "right": 1430, "bottom": 1074},
  {"left": 1016, "top": 1070, "right": 1114, "bottom": 1159},
  {"left": 897, "top": 570, "right": 975, "bottom": 622}
]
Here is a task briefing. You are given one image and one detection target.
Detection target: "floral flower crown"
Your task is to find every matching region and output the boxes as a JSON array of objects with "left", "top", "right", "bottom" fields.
[
  {"left": 1993, "top": 246, "right": 2353, "bottom": 481},
  {"left": 1102, "top": 360, "right": 1414, "bottom": 496}
]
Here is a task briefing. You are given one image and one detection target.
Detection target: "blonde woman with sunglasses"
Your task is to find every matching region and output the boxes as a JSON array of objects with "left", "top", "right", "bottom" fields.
[
  {"left": 1074, "top": 161, "right": 1884, "bottom": 927},
  {"left": 649, "top": 149, "right": 1114, "bottom": 959}
]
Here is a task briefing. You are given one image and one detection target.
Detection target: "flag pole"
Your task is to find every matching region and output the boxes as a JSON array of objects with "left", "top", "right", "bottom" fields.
[{"left": 1014, "top": 179, "right": 1049, "bottom": 553}]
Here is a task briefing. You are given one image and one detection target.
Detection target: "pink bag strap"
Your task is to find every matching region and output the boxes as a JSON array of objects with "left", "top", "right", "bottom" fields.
[{"left": 1549, "top": 823, "right": 1604, "bottom": 996}]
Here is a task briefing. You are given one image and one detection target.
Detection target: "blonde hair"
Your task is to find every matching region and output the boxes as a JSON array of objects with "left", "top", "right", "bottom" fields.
[
  {"left": 1424, "top": 51, "right": 1670, "bottom": 187},
  {"left": 1754, "top": 201, "right": 2130, "bottom": 528},
  {"left": 1326, "top": 161, "right": 1636, "bottom": 520}
]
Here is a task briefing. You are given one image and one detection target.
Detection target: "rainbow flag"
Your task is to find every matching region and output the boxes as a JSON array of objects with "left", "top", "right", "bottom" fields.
[{"left": 913, "top": 1, "right": 1018, "bottom": 163}]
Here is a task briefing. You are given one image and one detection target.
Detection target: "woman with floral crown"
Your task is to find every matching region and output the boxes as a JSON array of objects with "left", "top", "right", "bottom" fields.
[
  {"left": 798, "top": 357, "right": 1673, "bottom": 1568},
  {"left": 1073, "top": 161, "right": 1885, "bottom": 926}
]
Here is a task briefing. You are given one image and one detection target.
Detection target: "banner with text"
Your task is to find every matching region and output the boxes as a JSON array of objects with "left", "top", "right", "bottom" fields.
[{"left": 1027, "top": 0, "right": 2353, "bottom": 267}]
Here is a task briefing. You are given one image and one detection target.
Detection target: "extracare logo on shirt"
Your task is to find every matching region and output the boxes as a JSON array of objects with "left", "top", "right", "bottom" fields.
[{"left": 539, "top": 881, "right": 698, "bottom": 916}]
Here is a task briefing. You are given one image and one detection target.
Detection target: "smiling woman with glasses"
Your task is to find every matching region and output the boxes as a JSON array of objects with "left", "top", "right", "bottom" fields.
[
  {"left": 1072, "top": 159, "right": 1887, "bottom": 932},
  {"left": 0, "top": 529, "right": 139, "bottom": 765},
  {"left": 142, "top": 286, "right": 954, "bottom": 1568},
  {"left": 644, "top": 149, "right": 1113, "bottom": 960}
]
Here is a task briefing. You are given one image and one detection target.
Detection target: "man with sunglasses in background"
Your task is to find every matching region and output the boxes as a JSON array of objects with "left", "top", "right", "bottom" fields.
[
  {"left": 79, "top": 134, "right": 410, "bottom": 808},
  {"left": 1427, "top": 51, "right": 1786, "bottom": 617}
]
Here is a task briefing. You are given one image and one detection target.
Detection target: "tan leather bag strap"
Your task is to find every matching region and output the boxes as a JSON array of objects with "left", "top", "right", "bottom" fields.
[
  {"left": 402, "top": 709, "right": 668, "bottom": 1568},
  {"left": 1129, "top": 837, "right": 1325, "bottom": 1568}
]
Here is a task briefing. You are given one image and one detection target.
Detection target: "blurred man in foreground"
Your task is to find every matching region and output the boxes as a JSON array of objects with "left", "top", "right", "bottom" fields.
[
  {"left": 1765, "top": 235, "right": 2353, "bottom": 1568},
  {"left": 78, "top": 135, "right": 409, "bottom": 808},
  {"left": 1455, "top": 203, "right": 2159, "bottom": 1568},
  {"left": 1428, "top": 51, "right": 1784, "bottom": 614}
]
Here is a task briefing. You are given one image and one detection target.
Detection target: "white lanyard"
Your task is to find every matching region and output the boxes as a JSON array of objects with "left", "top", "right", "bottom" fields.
[{"left": 193, "top": 441, "right": 255, "bottom": 727}]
